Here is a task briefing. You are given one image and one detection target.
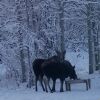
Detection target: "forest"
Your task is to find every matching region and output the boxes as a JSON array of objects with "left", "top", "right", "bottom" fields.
[{"left": 0, "top": 0, "right": 100, "bottom": 98}]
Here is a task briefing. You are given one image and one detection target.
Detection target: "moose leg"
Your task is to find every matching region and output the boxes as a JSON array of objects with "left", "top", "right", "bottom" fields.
[
  {"left": 43, "top": 76, "right": 49, "bottom": 92},
  {"left": 39, "top": 76, "right": 45, "bottom": 91},
  {"left": 43, "top": 79, "right": 48, "bottom": 92},
  {"left": 51, "top": 79, "right": 56, "bottom": 92},
  {"left": 60, "top": 79, "right": 64, "bottom": 92},
  {"left": 35, "top": 77, "right": 38, "bottom": 91},
  {"left": 45, "top": 77, "right": 52, "bottom": 92},
  {"left": 47, "top": 78, "right": 52, "bottom": 92}
]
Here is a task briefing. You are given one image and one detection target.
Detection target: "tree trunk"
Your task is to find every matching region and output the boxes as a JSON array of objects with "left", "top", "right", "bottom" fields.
[
  {"left": 19, "top": 30, "right": 27, "bottom": 83},
  {"left": 87, "top": 3, "right": 95, "bottom": 74},
  {"left": 92, "top": 22, "right": 100, "bottom": 70},
  {"left": 27, "top": 46, "right": 34, "bottom": 88},
  {"left": 59, "top": 1, "right": 66, "bottom": 61},
  {"left": 97, "top": 24, "right": 100, "bottom": 72},
  {"left": 25, "top": 0, "right": 30, "bottom": 28},
  {"left": 16, "top": 0, "right": 28, "bottom": 82}
]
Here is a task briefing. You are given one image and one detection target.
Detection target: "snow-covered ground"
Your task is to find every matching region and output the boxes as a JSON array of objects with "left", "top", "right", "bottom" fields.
[
  {"left": 0, "top": 51, "right": 100, "bottom": 100},
  {"left": 0, "top": 74, "right": 100, "bottom": 100}
]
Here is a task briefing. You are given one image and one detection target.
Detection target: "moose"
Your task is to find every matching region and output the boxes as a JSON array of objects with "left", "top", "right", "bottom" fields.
[
  {"left": 41, "top": 61, "right": 77, "bottom": 92},
  {"left": 33, "top": 51, "right": 77, "bottom": 92},
  {"left": 32, "top": 55, "right": 61, "bottom": 91}
]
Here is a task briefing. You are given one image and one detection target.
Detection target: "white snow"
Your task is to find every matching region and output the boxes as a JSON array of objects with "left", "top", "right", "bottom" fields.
[
  {"left": 0, "top": 51, "right": 100, "bottom": 100},
  {"left": 0, "top": 75, "right": 100, "bottom": 100},
  {"left": 66, "top": 50, "right": 89, "bottom": 79}
]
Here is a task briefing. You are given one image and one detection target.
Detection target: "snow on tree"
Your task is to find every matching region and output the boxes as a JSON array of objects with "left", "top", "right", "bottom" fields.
[{"left": 0, "top": 0, "right": 100, "bottom": 87}]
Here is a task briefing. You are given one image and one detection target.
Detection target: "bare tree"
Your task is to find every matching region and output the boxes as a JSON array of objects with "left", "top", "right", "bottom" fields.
[
  {"left": 58, "top": 1, "right": 66, "bottom": 61},
  {"left": 87, "top": 3, "right": 95, "bottom": 74},
  {"left": 16, "top": 0, "right": 27, "bottom": 82}
]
